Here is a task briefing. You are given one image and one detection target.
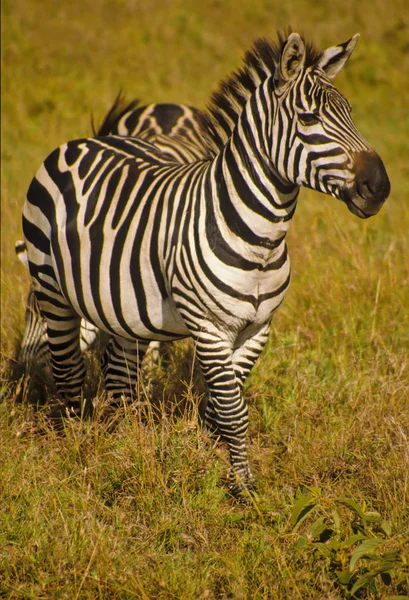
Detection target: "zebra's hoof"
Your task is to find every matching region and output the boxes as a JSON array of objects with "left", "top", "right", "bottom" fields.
[{"left": 228, "top": 481, "right": 258, "bottom": 503}]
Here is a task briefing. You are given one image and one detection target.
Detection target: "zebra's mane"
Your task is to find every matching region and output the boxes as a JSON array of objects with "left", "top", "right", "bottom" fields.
[
  {"left": 198, "top": 30, "right": 322, "bottom": 155},
  {"left": 92, "top": 92, "right": 140, "bottom": 136}
]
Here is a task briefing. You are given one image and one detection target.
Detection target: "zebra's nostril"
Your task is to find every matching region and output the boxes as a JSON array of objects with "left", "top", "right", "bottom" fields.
[{"left": 358, "top": 179, "right": 372, "bottom": 198}]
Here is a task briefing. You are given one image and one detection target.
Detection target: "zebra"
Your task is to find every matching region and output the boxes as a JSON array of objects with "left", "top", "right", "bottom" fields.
[
  {"left": 99, "top": 97, "right": 207, "bottom": 162},
  {"left": 22, "top": 31, "right": 390, "bottom": 495},
  {"left": 17, "top": 99, "right": 208, "bottom": 366}
]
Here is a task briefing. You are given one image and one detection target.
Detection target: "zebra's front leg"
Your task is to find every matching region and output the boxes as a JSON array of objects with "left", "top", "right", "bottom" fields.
[
  {"left": 195, "top": 335, "right": 254, "bottom": 496},
  {"left": 102, "top": 336, "right": 149, "bottom": 405},
  {"left": 232, "top": 322, "right": 271, "bottom": 390},
  {"left": 203, "top": 323, "right": 270, "bottom": 433},
  {"left": 38, "top": 293, "right": 86, "bottom": 414}
]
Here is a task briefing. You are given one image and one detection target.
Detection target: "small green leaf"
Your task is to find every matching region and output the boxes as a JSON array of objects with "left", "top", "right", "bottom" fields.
[
  {"left": 381, "top": 520, "right": 392, "bottom": 537},
  {"left": 308, "top": 516, "right": 328, "bottom": 539},
  {"left": 326, "top": 539, "right": 341, "bottom": 552},
  {"left": 341, "top": 533, "right": 367, "bottom": 549},
  {"left": 310, "top": 542, "right": 333, "bottom": 558},
  {"left": 225, "top": 514, "right": 247, "bottom": 523},
  {"left": 364, "top": 510, "right": 382, "bottom": 523},
  {"left": 290, "top": 494, "right": 318, "bottom": 528},
  {"left": 332, "top": 508, "right": 341, "bottom": 532},
  {"left": 350, "top": 538, "right": 385, "bottom": 571},
  {"left": 305, "top": 486, "right": 321, "bottom": 497},
  {"left": 335, "top": 569, "right": 352, "bottom": 586},
  {"left": 382, "top": 550, "right": 401, "bottom": 562},
  {"left": 376, "top": 555, "right": 401, "bottom": 574},
  {"left": 350, "top": 570, "right": 378, "bottom": 595},
  {"left": 336, "top": 497, "right": 366, "bottom": 519},
  {"left": 295, "top": 536, "right": 308, "bottom": 549}
]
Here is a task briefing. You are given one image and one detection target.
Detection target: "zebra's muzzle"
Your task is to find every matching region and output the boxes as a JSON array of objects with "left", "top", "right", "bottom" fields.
[
  {"left": 349, "top": 151, "right": 391, "bottom": 218},
  {"left": 344, "top": 150, "right": 391, "bottom": 218}
]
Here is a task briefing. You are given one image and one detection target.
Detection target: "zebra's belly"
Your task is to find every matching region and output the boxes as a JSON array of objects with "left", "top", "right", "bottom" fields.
[
  {"left": 56, "top": 272, "right": 190, "bottom": 342},
  {"left": 68, "top": 294, "right": 190, "bottom": 341},
  {"left": 48, "top": 219, "right": 191, "bottom": 340}
]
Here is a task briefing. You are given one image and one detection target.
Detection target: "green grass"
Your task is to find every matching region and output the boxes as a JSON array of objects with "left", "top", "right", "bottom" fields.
[{"left": 1, "top": 0, "right": 409, "bottom": 598}]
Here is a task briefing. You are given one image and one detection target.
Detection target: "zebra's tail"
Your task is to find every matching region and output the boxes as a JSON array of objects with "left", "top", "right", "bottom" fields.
[
  {"left": 92, "top": 91, "right": 140, "bottom": 136},
  {"left": 15, "top": 239, "right": 29, "bottom": 268},
  {"left": 15, "top": 240, "right": 49, "bottom": 364},
  {"left": 16, "top": 239, "right": 101, "bottom": 360}
]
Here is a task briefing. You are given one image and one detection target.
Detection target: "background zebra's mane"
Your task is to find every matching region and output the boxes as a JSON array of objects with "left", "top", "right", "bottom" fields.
[
  {"left": 198, "top": 30, "right": 322, "bottom": 155},
  {"left": 91, "top": 32, "right": 322, "bottom": 159},
  {"left": 92, "top": 92, "right": 140, "bottom": 136}
]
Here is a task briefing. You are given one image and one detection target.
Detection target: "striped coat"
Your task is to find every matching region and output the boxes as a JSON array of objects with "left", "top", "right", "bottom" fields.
[{"left": 23, "top": 31, "right": 390, "bottom": 495}]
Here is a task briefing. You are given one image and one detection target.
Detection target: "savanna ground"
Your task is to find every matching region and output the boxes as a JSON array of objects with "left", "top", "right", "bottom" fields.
[{"left": 1, "top": 0, "right": 409, "bottom": 598}]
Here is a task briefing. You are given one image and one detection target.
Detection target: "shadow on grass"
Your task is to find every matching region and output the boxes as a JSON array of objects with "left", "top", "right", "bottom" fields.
[{"left": 1, "top": 337, "right": 206, "bottom": 428}]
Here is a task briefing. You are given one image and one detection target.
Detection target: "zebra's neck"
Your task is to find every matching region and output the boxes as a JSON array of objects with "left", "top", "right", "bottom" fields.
[{"left": 206, "top": 82, "right": 299, "bottom": 261}]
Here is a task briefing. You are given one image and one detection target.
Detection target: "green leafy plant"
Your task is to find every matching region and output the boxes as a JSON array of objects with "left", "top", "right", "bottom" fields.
[{"left": 291, "top": 489, "right": 409, "bottom": 598}]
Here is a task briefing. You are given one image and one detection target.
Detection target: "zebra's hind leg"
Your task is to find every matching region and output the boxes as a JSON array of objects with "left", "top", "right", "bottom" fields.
[
  {"left": 36, "top": 292, "right": 86, "bottom": 415},
  {"left": 102, "top": 336, "right": 149, "bottom": 405}
]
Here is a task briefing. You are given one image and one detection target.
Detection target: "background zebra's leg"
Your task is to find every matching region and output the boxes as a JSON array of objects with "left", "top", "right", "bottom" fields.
[
  {"left": 37, "top": 294, "right": 86, "bottom": 414},
  {"left": 194, "top": 335, "right": 254, "bottom": 496},
  {"left": 102, "top": 336, "right": 149, "bottom": 404}
]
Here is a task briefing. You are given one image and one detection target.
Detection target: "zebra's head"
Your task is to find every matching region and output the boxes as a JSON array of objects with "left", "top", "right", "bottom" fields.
[{"left": 272, "top": 33, "right": 390, "bottom": 218}]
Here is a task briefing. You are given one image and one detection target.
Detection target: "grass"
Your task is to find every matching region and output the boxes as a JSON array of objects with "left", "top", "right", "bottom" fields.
[{"left": 1, "top": 0, "right": 409, "bottom": 597}]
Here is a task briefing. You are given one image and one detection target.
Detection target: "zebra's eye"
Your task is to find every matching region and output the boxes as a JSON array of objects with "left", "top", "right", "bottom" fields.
[{"left": 299, "top": 113, "right": 320, "bottom": 126}]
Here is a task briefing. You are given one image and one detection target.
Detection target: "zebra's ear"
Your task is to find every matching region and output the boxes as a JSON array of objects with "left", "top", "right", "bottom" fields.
[
  {"left": 318, "top": 34, "right": 360, "bottom": 79},
  {"left": 277, "top": 33, "right": 306, "bottom": 85}
]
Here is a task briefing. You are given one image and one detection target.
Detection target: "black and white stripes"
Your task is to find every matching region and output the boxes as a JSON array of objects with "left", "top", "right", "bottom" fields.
[
  {"left": 17, "top": 100, "right": 206, "bottom": 366},
  {"left": 22, "top": 31, "right": 390, "bottom": 495}
]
